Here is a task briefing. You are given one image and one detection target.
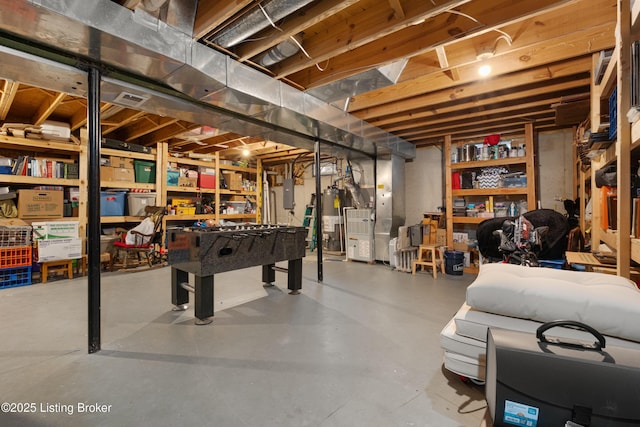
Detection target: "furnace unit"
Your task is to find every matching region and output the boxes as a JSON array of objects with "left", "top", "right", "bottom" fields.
[{"left": 346, "top": 209, "right": 374, "bottom": 262}]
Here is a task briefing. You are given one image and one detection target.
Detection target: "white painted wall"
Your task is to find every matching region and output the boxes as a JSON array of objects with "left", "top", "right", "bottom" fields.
[{"left": 537, "top": 129, "right": 574, "bottom": 214}]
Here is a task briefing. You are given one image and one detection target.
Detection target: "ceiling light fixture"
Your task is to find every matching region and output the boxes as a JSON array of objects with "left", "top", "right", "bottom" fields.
[
  {"left": 478, "top": 64, "right": 492, "bottom": 77},
  {"left": 476, "top": 47, "right": 495, "bottom": 77},
  {"left": 242, "top": 149, "right": 250, "bottom": 157}
]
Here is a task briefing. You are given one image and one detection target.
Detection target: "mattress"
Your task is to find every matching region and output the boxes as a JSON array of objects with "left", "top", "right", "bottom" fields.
[
  {"left": 440, "top": 318, "right": 486, "bottom": 381},
  {"left": 443, "top": 351, "right": 485, "bottom": 381},
  {"left": 453, "top": 303, "right": 640, "bottom": 349},
  {"left": 440, "top": 318, "right": 485, "bottom": 360},
  {"left": 466, "top": 263, "right": 640, "bottom": 342}
]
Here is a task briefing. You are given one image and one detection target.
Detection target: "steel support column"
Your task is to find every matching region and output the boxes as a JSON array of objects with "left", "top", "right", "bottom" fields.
[
  {"left": 87, "top": 66, "right": 101, "bottom": 354},
  {"left": 315, "top": 138, "right": 323, "bottom": 282}
]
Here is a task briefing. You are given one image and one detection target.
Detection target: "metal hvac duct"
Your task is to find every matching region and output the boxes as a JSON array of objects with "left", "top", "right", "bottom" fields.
[
  {"left": 211, "top": 0, "right": 314, "bottom": 48},
  {"left": 0, "top": 0, "right": 415, "bottom": 160},
  {"left": 306, "top": 59, "right": 409, "bottom": 104}
]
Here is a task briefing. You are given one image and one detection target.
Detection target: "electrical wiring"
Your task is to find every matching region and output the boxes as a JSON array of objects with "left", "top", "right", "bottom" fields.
[
  {"left": 446, "top": 9, "right": 513, "bottom": 46},
  {"left": 256, "top": 1, "right": 326, "bottom": 72}
]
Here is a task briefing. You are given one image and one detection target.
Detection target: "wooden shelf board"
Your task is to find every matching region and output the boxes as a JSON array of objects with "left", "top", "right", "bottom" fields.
[
  {"left": 0, "top": 175, "right": 80, "bottom": 186},
  {"left": 450, "top": 157, "right": 527, "bottom": 170},
  {"left": 165, "top": 186, "right": 216, "bottom": 194},
  {"left": 219, "top": 190, "right": 256, "bottom": 196},
  {"left": 0, "top": 135, "right": 82, "bottom": 152},
  {"left": 167, "top": 156, "right": 215, "bottom": 167},
  {"left": 164, "top": 214, "right": 216, "bottom": 221},
  {"left": 102, "top": 148, "right": 155, "bottom": 160},
  {"left": 599, "top": 228, "right": 617, "bottom": 249},
  {"left": 452, "top": 188, "right": 528, "bottom": 196},
  {"left": 219, "top": 213, "right": 257, "bottom": 219},
  {"left": 451, "top": 216, "right": 489, "bottom": 224},
  {"left": 100, "top": 216, "right": 144, "bottom": 223},
  {"left": 219, "top": 164, "right": 257, "bottom": 173},
  {"left": 101, "top": 181, "right": 156, "bottom": 190}
]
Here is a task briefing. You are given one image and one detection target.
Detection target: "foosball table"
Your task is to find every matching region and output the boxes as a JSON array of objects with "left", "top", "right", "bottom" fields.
[{"left": 167, "top": 224, "right": 307, "bottom": 324}]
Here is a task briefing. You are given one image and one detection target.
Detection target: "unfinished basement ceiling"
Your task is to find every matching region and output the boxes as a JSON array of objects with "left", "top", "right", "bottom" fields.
[{"left": 0, "top": 0, "right": 617, "bottom": 162}]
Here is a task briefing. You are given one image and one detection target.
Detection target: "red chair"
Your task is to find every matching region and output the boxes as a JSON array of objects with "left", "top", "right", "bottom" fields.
[{"left": 113, "top": 206, "right": 165, "bottom": 269}]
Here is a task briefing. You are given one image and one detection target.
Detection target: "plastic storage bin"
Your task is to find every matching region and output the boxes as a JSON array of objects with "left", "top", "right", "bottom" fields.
[
  {"left": 0, "top": 266, "right": 32, "bottom": 289},
  {"left": 167, "top": 170, "right": 179, "bottom": 186},
  {"left": 134, "top": 160, "right": 156, "bottom": 183},
  {"left": 444, "top": 250, "right": 464, "bottom": 275},
  {"left": 100, "top": 192, "right": 126, "bottom": 216},
  {"left": 127, "top": 192, "right": 157, "bottom": 216}
]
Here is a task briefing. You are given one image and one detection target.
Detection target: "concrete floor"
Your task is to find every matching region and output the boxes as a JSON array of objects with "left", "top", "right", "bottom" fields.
[{"left": 0, "top": 254, "right": 486, "bottom": 426}]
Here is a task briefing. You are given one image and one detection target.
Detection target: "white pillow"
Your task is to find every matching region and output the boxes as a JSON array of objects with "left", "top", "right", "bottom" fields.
[{"left": 466, "top": 263, "right": 640, "bottom": 342}]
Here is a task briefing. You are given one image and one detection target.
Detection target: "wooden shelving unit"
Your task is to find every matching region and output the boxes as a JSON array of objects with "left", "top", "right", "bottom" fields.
[
  {"left": 0, "top": 134, "right": 87, "bottom": 237},
  {"left": 586, "top": 0, "right": 638, "bottom": 278},
  {"left": 158, "top": 143, "right": 261, "bottom": 231},
  {"left": 444, "top": 123, "right": 537, "bottom": 273}
]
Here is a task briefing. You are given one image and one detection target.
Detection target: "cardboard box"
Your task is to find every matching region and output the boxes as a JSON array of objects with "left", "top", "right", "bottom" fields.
[
  {"left": 111, "top": 167, "right": 135, "bottom": 182},
  {"left": 222, "top": 171, "right": 243, "bottom": 191},
  {"left": 100, "top": 165, "right": 113, "bottom": 181},
  {"left": 178, "top": 177, "right": 197, "bottom": 188},
  {"left": 32, "top": 221, "right": 79, "bottom": 240},
  {"left": 17, "top": 190, "right": 64, "bottom": 219},
  {"left": 109, "top": 156, "right": 134, "bottom": 169},
  {"left": 36, "top": 237, "right": 82, "bottom": 262},
  {"left": 453, "top": 242, "right": 469, "bottom": 252},
  {"left": 436, "top": 229, "right": 447, "bottom": 246}
]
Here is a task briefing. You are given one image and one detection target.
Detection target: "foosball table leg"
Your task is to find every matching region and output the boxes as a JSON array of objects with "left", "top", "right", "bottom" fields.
[
  {"left": 194, "top": 275, "right": 214, "bottom": 325},
  {"left": 288, "top": 258, "right": 302, "bottom": 295},
  {"left": 171, "top": 267, "right": 189, "bottom": 311},
  {"left": 262, "top": 263, "right": 275, "bottom": 287}
]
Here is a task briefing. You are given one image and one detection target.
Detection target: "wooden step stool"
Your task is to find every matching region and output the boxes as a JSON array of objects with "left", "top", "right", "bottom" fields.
[{"left": 411, "top": 244, "right": 444, "bottom": 278}]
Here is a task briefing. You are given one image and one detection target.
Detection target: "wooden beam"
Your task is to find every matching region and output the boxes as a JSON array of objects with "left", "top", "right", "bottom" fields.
[
  {"left": 435, "top": 46, "right": 449, "bottom": 68},
  {"left": 101, "top": 110, "right": 145, "bottom": 135},
  {"left": 388, "top": 0, "right": 405, "bottom": 19},
  {"left": 355, "top": 57, "right": 592, "bottom": 121},
  {"left": 121, "top": 116, "right": 179, "bottom": 142},
  {"left": 271, "top": 0, "right": 472, "bottom": 79},
  {"left": 0, "top": 80, "right": 18, "bottom": 121},
  {"left": 235, "top": 0, "right": 360, "bottom": 62},
  {"left": 140, "top": 121, "right": 200, "bottom": 146},
  {"left": 349, "top": 0, "right": 615, "bottom": 111},
  {"left": 193, "top": 0, "right": 253, "bottom": 40},
  {"left": 32, "top": 92, "right": 66, "bottom": 126},
  {"left": 382, "top": 94, "right": 574, "bottom": 132},
  {"left": 277, "top": 0, "right": 571, "bottom": 85}
]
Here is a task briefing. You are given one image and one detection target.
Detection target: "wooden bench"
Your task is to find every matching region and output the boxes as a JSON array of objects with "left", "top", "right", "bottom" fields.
[{"left": 40, "top": 259, "right": 74, "bottom": 283}]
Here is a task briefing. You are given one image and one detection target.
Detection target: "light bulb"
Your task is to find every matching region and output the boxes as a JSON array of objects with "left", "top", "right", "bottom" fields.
[
  {"left": 242, "top": 149, "right": 250, "bottom": 157},
  {"left": 478, "top": 64, "right": 491, "bottom": 77}
]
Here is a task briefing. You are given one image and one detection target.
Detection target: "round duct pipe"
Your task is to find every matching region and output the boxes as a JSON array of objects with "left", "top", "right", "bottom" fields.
[{"left": 259, "top": 37, "right": 301, "bottom": 67}]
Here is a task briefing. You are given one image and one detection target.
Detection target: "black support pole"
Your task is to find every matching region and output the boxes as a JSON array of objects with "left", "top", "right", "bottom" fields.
[
  {"left": 314, "top": 138, "right": 323, "bottom": 282},
  {"left": 87, "top": 67, "right": 102, "bottom": 354}
]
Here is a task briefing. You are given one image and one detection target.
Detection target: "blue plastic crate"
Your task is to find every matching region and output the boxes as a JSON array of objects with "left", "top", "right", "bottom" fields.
[
  {"left": 100, "top": 191, "right": 126, "bottom": 216},
  {"left": 539, "top": 259, "right": 565, "bottom": 269},
  {"left": 0, "top": 266, "right": 32, "bottom": 289}
]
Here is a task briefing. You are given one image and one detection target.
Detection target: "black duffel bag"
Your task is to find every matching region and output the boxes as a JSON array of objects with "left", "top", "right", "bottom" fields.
[{"left": 595, "top": 164, "right": 617, "bottom": 187}]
